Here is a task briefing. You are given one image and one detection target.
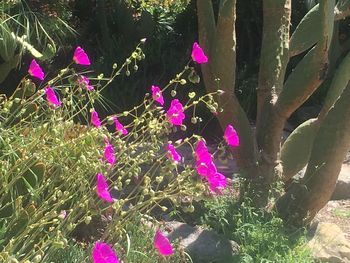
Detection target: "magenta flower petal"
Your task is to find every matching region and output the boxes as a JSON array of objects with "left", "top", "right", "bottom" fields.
[
  {"left": 151, "top": 85, "right": 164, "bottom": 106},
  {"left": 166, "top": 143, "right": 181, "bottom": 163},
  {"left": 207, "top": 172, "right": 227, "bottom": 194},
  {"left": 166, "top": 99, "right": 185, "bottom": 126},
  {"left": 112, "top": 116, "right": 128, "bottom": 135},
  {"left": 224, "top": 124, "right": 240, "bottom": 147},
  {"left": 78, "top": 75, "right": 94, "bottom": 91},
  {"left": 28, "top": 59, "right": 44, "bottom": 80},
  {"left": 154, "top": 230, "right": 174, "bottom": 256},
  {"left": 45, "top": 87, "right": 61, "bottom": 107},
  {"left": 196, "top": 160, "right": 217, "bottom": 178},
  {"left": 191, "top": 42, "right": 208, "bottom": 64},
  {"left": 73, "top": 46, "right": 91, "bottom": 66},
  {"left": 96, "top": 173, "right": 113, "bottom": 202},
  {"left": 92, "top": 242, "right": 119, "bottom": 263},
  {"left": 91, "top": 110, "right": 102, "bottom": 128},
  {"left": 104, "top": 141, "right": 116, "bottom": 166},
  {"left": 195, "top": 140, "right": 212, "bottom": 163}
]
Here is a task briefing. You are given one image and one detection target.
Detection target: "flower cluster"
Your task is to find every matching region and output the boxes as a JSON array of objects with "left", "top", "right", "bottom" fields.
[
  {"left": 28, "top": 46, "right": 92, "bottom": 108},
  {"left": 195, "top": 140, "right": 227, "bottom": 194},
  {"left": 23, "top": 41, "right": 238, "bottom": 262}
]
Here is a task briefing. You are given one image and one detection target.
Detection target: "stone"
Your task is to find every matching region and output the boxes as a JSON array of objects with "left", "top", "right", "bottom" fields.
[
  {"left": 307, "top": 222, "right": 350, "bottom": 262},
  {"left": 332, "top": 164, "right": 350, "bottom": 200},
  {"left": 164, "top": 221, "right": 239, "bottom": 263}
]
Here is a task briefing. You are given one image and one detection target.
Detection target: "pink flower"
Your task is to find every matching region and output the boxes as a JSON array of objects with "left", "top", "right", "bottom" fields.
[
  {"left": 195, "top": 140, "right": 212, "bottom": 163},
  {"left": 96, "top": 173, "right": 113, "bottom": 202},
  {"left": 73, "top": 46, "right": 91, "bottom": 66},
  {"left": 166, "top": 143, "right": 181, "bottom": 163},
  {"left": 91, "top": 110, "right": 102, "bottom": 128},
  {"left": 92, "top": 241, "right": 119, "bottom": 263},
  {"left": 224, "top": 124, "right": 240, "bottom": 147},
  {"left": 207, "top": 172, "right": 227, "bottom": 194},
  {"left": 45, "top": 87, "right": 61, "bottom": 107},
  {"left": 28, "top": 59, "right": 44, "bottom": 80},
  {"left": 154, "top": 230, "right": 174, "bottom": 256},
  {"left": 166, "top": 99, "right": 185, "bottom": 126},
  {"left": 151, "top": 85, "right": 164, "bottom": 106},
  {"left": 104, "top": 141, "right": 116, "bottom": 166},
  {"left": 191, "top": 42, "right": 208, "bottom": 64},
  {"left": 112, "top": 116, "right": 128, "bottom": 135},
  {"left": 196, "top": 160, "right": 217, "bottom": 178},
  {"left": 78, "top": 75, "right": 94, "bottom": 91},
  {"left": 194, "top": 139, "right": 227, "bottom": 193}
]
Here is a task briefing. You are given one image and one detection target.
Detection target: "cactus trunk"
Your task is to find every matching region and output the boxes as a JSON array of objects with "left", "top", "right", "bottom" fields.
[
  {"left": 197, "top": 0, "right": 349, "bottom": 224},
  {"left": 197, "top": 0, "right": 258, "bottom": 172},
  {"left": 276, "top": 80, "right": 350, "bottom": 226}
]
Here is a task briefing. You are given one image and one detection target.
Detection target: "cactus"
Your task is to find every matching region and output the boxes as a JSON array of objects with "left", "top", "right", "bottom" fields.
[
  {"left": 197, "top": 0, "right": 257, "bottom": 173},
  {"left": 281, "top": 50, "right": 350, "bottom": 182},
  {"left": 280, "top": 118, "right": 319, "bottom": 182},
  {"left": 277, "top": 80, "right": 350, "bottom": 226},
  {"left": 197, "top": 0, "right": 350, "bottom": 224}
]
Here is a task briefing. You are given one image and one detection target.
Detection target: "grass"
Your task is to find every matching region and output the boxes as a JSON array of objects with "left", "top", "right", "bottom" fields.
[
  {"left": 333, "top": 208, "right": 350, "bottom": 218},
  {"left": 190, "top": 193, "right": 315, "bottom": 263}
]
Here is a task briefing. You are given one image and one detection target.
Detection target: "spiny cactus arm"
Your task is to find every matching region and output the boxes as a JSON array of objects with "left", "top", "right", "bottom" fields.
[
  {"left": 319, "top": 51, "right": 350, "bottom": 119},
  {"left": 213, "top": 0, "right": 236, "bottom": 92},
  {"left": 254, "top": 0, "right": 291, "bottom": 187},
  {"left": 280, "top": 118, "right": 319, "bottom": 182},
  {"left": 289, "top": 4, "right": 320, "bottom": 57},
  {"left": 197, "top": 0, "right": 216, "bottom": 57},
  {"left": 335, "top": 0, "right": 350, "bottom": 20},
  {"left": 276, "top": 0, "right": 335, "bottom": 119},
  {"left": 290, "top": 1, "right": 348, "bottom": 58},
  {"left": 280, "top": 49, "right": 350, "bottom": 182},
  {"left": 256, "top": 0, "right": 291, "bottom": 123},
  {"left": 277, "top": 80, "right": 350, "bottom": 226},
  {"left": 197, "top": 0, "right": 257, "bottom": 171}
]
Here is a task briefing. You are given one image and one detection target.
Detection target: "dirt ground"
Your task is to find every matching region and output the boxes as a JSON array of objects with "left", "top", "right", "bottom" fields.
[{"left": 314, "top": 200, "right": 350, "bottom": 239}]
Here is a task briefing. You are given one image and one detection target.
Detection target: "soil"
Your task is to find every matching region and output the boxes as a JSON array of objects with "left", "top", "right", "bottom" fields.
[{"left": 314, "top": 200, "right": 350, "bottom": 239}]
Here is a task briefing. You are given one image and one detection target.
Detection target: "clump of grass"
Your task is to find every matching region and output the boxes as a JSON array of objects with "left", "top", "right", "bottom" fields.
[
  {"left": 333, "top": 208, "right": 350, "bottom": 218},
  {"left": 196, "top": 194, "right": 314, "bottom": 262}
]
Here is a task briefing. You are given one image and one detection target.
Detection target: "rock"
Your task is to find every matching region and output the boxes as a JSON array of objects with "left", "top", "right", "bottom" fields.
[
  {"left": 307, "top": 222, "right": 350, "bottom": 262},
  {"left": 332, "top": 164, "right": 350, "bottom": 200},
  {"left": 164, "top": 221, "right": 239, "bottom": 263}
]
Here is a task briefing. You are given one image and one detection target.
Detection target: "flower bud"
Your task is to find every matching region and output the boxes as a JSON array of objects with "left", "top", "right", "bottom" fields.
[
  {"left": 188, "top": 92, "right": 196, "bottom": 99},
  {"left": 180, "top": 79, "right": 187, "bottom": 85}
]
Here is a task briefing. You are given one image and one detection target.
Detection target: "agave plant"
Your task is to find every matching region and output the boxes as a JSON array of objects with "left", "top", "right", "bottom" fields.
[{"left": 0, "top": 0, "right": 76, "bottom": 83}]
